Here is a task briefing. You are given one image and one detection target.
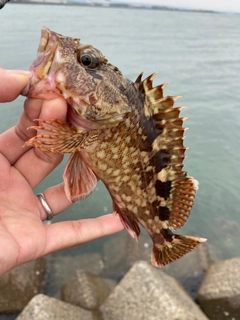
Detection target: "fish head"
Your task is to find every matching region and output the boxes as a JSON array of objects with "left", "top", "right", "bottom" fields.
[{"left": 22, "top": 27, "right": 131, "bottom": 129}]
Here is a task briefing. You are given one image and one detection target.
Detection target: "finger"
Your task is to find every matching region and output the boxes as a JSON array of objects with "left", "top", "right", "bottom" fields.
[
  {"left": 43, "top": 213, "right": 125, "bottom": 255},
  {"left": 0, "top": 69, "right": 29, "bottom": 102},
  {"left": 13, "top": 98, "right": 68, "bottom": 187},
  {"left": 0, "top": 98, "right": 44, "bottom": 164},
  {"left": 36, "top": 183, "right": 72, "bottom": 221}
]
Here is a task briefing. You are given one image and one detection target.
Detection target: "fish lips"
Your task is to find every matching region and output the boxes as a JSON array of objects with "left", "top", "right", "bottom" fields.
[{"left": 22, "top": 27, "right": 59, "bottom": 98}]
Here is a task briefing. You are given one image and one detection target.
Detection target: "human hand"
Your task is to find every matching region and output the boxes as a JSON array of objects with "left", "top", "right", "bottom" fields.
[{"left": 0, "top": 68, "right": 124, "bottom": 276}]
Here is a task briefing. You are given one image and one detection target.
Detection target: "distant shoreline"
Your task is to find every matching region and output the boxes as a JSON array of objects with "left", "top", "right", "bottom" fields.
[{"left": 9, "top": 0, "right": 219, "bottom": 14}]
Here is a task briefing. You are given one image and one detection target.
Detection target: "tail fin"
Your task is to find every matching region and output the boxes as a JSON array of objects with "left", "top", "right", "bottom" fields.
[{"left": 151, "top": 233, "right": 207, "bottom": 267}]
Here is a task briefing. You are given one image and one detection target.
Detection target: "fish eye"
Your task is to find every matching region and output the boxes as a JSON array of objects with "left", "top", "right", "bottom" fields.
[
  {"left": 78, "top": 54, "right": 92, "bottom": 67},
  {"left": 77, "top": 50, "right": 101, "bottom": 69}
]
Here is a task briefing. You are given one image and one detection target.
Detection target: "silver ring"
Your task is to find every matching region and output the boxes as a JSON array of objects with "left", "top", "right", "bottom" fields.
[{"left": 37, "top": 193, "right": 54, "bottom": 221}]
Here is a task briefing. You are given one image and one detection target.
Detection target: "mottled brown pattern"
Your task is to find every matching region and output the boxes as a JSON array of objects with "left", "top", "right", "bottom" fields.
[{"left": 24, "top": 27, "right": 205, "bottom": 267}]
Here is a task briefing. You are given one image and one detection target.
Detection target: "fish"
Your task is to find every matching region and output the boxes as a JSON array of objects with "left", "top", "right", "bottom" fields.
[{"left": 23, "top": 27, "right": 206, "bottom": 267}]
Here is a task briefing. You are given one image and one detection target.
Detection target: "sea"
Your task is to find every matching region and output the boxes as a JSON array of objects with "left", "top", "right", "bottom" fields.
[{"left": 1, "top": 3, "right": 240, "bottom": 261}]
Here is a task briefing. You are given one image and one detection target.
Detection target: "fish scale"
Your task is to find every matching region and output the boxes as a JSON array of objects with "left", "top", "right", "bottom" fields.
[{"left": 23, "top": 26, "right": 206, "bottom": 267}]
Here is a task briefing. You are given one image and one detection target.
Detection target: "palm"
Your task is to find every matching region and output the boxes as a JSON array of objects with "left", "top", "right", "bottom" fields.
[{"left": 0, "top": 154, "right": 47, "bottom": 272}]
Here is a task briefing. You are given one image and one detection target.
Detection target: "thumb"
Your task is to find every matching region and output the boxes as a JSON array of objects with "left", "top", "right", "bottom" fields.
[{"left": 0, "top": 69, "right": 30, "bottom": 102}]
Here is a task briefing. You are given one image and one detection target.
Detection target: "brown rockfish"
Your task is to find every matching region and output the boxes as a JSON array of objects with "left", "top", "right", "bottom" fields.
[{"left": 23, "top": 27, "right": 206, "bottom": 267}]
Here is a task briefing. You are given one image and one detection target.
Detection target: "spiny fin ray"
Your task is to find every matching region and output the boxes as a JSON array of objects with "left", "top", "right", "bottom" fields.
[{"left": 134, "top": 72, "right": 144, "bottom": 89}]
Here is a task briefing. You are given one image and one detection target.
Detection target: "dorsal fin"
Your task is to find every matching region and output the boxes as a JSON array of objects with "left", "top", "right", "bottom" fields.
[{"left": 138, "top": 73, "right": 198, "bottom": 231}]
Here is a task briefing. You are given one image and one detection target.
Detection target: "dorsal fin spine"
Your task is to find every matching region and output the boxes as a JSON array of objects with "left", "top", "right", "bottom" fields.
[{"left": 134, "top": 72, "right": 144, "bottom": 89}]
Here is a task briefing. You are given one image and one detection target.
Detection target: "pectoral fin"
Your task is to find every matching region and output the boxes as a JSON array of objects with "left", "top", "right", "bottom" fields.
[
  {"left": 26, "top": 119, "right": 99, "bottom": 154},
  {"left": 64, "top": 151, "right": 98, "bottom": 203}
]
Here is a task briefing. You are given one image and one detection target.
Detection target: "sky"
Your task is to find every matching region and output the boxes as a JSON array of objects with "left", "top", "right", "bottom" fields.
[{"left": 121, "top": 0, "right": 240, "bottom": 13}]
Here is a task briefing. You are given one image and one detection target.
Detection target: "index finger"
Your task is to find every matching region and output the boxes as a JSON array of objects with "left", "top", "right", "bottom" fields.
[
  {"left": 43, "top": 213, "right": 124, "bottom": 256},
  {"left": 0, "top": 69, "right": 29, "bottom": 102}
]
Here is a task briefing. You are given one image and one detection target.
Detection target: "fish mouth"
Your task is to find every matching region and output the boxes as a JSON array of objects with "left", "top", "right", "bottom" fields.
[
  {"left": 32, "top": 26, "right": 58, "bottom": 77},
  {"left": 22, "top": 27, "right": 59, "bottom": 97}
]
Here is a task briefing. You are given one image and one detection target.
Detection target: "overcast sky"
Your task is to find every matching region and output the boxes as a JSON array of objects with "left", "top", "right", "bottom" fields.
[{"left": 127, "top": 0, "right": 240, "bottom": 13}]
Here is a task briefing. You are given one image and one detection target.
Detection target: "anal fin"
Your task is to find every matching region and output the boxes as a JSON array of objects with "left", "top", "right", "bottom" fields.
[
  {"left": 63, "top": 151, "right": 97, "bottom": 203},
  {"left": 151, "top": 230, "right": 207, "bottom": 267}
]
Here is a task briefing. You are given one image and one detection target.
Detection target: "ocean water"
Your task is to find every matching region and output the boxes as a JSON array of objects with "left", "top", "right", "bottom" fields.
[{"left": 1, "top": 3, "right": 240, "bottom": 260}]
